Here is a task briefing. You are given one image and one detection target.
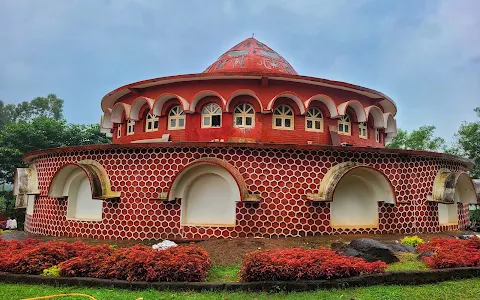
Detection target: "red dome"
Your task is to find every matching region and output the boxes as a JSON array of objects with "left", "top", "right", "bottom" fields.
[{"left": 203, "top": 37, "right": 298, "bottom": 75}]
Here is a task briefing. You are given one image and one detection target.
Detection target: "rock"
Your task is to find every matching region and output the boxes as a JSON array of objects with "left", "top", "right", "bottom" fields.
[
  {"left": 386, "top": 243, "right": 417, "bottom": 253},
  {"left": 339, "top": 239, "right": 399, "bottom": 264},
  {"left": 457, "top": 234, "right": 480, "bottom": 240},
  {"left": 152, "top": 240, "right": 177, "bottom": 251},
  {"left": 417, "top": 251, "right": 434, "bottom": 261},
  {"left": 330, "top": 241, "right": 346, "bottom": 251},
  {"left": 337, "top": 244, "right": 362, "bottom": 258}
]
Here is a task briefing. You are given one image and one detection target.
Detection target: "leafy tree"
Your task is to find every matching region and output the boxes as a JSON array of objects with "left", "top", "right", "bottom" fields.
[
  {"left": 449, "top": 107, "right": 480, "bottom": 178},
  {"left": 0, "top": 94, "right": 63, "bottom": 129},
  {"left": 386, "top": 125, "right": 445, "bottom": 151},
  {"left": 0, "top": 95, "right": 110, "bottom": 184}
]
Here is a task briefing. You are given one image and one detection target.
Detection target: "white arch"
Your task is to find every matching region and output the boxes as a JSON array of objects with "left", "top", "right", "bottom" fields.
[
  {"left": 171, "top": 164, "right": 240, "bottom": 226},
  {"left": 330, "top": 167, "right": 395, "bottom": 228},
  {"left": 130, "top": 97, "right": 155, "bottom": 120},
  {"left": 365, "top": 105, "right": 385, "bottom": 128},
  {"left": 267, "top": 92, "right": 306, "bottom": 115},
  {"left": 100, "top": 109, "right": 113, "bottom": 138},
  {"left": 153, "top": 93, "right": 190, "bottom": 116},
  {"left": 337, "top": 100, "right": 367, "bottom": 122},
  {"left": 226, "top": 89, "right": 263, "bottom": 113},
  {"left": 383, "top": 113, "right": 397, "bottom": 133},
  {"left": 110, "top": 102, "right": 131, "bottom": 123},
  {"left": 455, "top": 173, "right": 478, "bottom": 204},
  {"left": 189, "top": 90, "right": 226, "bottom": 113},
  {"left": 304, "top": 94, "right": 338, "bottom": 118}
]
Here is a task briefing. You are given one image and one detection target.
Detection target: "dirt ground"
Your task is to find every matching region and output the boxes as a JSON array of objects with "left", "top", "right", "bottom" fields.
[{"left": 1, "top": 231, "right": 468, "bottom": 266}]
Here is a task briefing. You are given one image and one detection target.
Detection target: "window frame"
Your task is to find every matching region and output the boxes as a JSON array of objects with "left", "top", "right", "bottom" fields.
[
  {"left": 145, "top": 113, "right": 159, "bottom": 132},
  {"left": 233, "top": 103, "right": 255, "bottom": 128},
  {"left": 338, "top": 115, "right": 351, "bottom": 136},
  {"left": 305, "top": 107, "right": 324, "bottom": 132},
  {"left": 127, "top": 119, "right": 135, "bottom": 136},
  {"left": 117, "top": 123, "right": 122, "bottom": 138},
  {"left": 359, "top": 122, "right": 368, "bottom": 139},
  {"left": 168, "top": 105, "right": 186, "bottom": 130},
  {"left": 272, "top": 105, "right": 294, "bottom": 130},
  {"left": 201, "top": 103, "right": 222, "bottom": 128}
]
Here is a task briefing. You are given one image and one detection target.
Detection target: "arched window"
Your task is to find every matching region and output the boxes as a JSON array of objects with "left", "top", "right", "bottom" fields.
[
  {"left": 145, "top": 114, "right": 159, "bottom": 132},
  {"left": 202, "top": 103, "right": 222, "bottom": 128},
  {"left": 273, "top": 105, "right": 294, "bottom": 130},
  {"left": 359, "top": 122, "right": 367, "bottom": 138},
  {"left": 168, "top": 106, "right": 186, "bottom": 130},
  {"left": 117, "top": 124, "right": 122, "bottom": 138},
  {"left": 338, "top": 115, "right": 351, "bottom": 135},
  {"left": 305, "top": 107, "right": 323, "bottom": 132},
  {"left": 127, "top": 120, "right": 135, "bottom": 135},
  {"left": 233, "top": 103, "right": 255, "bottom": 128},
  {"left": 375, "top": 128, "right": 380, "bottom": 142}
]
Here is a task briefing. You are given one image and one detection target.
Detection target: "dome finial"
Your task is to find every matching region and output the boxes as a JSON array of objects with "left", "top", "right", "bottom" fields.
[{"left": 252, "top": 33, "right": 254, "bottom": 38}]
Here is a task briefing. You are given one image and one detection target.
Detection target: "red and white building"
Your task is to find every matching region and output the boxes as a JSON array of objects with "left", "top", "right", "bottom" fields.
[{"left": 15, "top": 38, "right": 479, "bottom": 240}]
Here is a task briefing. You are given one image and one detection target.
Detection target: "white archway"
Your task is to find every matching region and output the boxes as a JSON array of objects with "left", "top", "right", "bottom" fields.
[
  {"left": 337, "top": 100, "right": 367, "bottom": 123},
  {"left": 62, "top": 168, "right": 103, "bottom": 221},
  {"left": 267, "top": 92, "right": 306, "bottom": 115},
  {"left": 171, "top": 164, "right": 240, "bottom": 226},
  {"left": 365, "top": 105, "right": 385, "bottom": 128},
  {"left": 304, "top": 94, "right": 338, "bottom": 118},
  {"left": 330, "top": 167, "right": 395, "bottom": 228}
]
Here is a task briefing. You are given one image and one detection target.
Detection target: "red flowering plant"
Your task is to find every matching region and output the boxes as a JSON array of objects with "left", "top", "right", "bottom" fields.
[
  {"left": 240, "top": 247, "right": 386, "bottom": 282},
  {"left": 417, "top": 237, "right": 480, "bottom": 269}
]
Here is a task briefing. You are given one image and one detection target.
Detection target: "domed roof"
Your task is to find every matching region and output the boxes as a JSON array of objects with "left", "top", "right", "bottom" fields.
[{"left": 203, "top": 37, "right": 297, "bottom": 75}]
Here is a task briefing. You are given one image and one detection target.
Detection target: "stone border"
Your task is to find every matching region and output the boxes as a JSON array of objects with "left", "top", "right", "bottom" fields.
[{"left": 1, "top": 268, "right": 480, "bottom": 292}]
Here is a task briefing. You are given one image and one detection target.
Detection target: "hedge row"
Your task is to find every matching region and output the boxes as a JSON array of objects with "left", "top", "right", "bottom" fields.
[
  {"left": 0, "top": 239, "right": 211, "bottom": 282},
  {"left": 418, "top": 237, "right": 480, "bottom": 269}
]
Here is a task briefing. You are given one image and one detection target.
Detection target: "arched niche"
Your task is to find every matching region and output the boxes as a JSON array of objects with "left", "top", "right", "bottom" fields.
[
  {"left": 438, "top": 203, "right": 458, "bottom": 225},
  {"left": 153, "top": 93, "right": 190, "bottom": 116},
  {"left": 365, "top": 105, "right": 385, "bottom": 128},
  {"left": 226, "top": 89, "right": 263, "bottom": 113},
  {"left": 308, "top": 162, "right": 395, "bottom": 228},
  {"left": 304, "top": 94, "right": 338, "bottom": 118},
  {"left": 189, "top": 90, "right": 226, "bottom": 113},
  {"left": 130, "top": 97, "right": 155, "bottom": 120},
  {"left": 431, "top": 169, "right": 478, "bottom": 204},
  {"left": 110, "top": 102, "right": 131, "bottom": 123}
]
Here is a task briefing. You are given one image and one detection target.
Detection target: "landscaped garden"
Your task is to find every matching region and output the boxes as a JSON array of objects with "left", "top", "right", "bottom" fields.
[{"left": 1, "top": 234, "right": 480, "bottom": 299}]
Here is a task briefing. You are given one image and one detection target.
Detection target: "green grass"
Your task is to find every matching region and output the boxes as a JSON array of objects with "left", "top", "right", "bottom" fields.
[
  {"left": 2, "top": 279, "right": 480, "bottom": 300},
  {"left": 206, "top": 265, "right": 240, "bottom": 282},
  {"left": 386, "top": 253, "right": 428, "bottom": 272}
]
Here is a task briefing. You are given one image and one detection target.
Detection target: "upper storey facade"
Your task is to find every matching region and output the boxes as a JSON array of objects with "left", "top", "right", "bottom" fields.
[{"left": 100, "top": 38, "right": 397, "bottom": 147}]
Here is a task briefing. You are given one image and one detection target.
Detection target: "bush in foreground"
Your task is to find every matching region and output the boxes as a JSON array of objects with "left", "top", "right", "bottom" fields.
[
  {"left": 0, "top": 238, "right": 211, "bottom": 282},
  {"left": 240, "top": 247, "right": 387, "bottom": 282},
  {"left": 401, "top": 235, "right": 424, "bottom": 247},
  {"left": 418, "top": 237, "right": 480, "bottom": 269}
]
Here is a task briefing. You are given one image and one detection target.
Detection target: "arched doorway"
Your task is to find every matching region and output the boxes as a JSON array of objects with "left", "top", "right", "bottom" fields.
[
  {"left": 170, "top": 164, "right": 241, "bottom": 226},
  {"left": 330, "top": 167, "right": 395, "bottom": 228},
  {"left": 64, "top": 169, "right": 103, "bottom": 221}
]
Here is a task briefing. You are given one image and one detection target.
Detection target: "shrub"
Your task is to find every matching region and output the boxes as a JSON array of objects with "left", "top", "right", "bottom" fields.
[
  {"left": 58, "top": 244, "right": 112, "bottom": 278},
  {"left": 417, "top": 237, "right": 480, "bottom": 269},
  {"left": 240, "top": 247, "right": 387, "bottom": 282},
  {"left": 42, "top": 265, "right": 60, "bottom": 277},
  {"left": 401, "top": 236, "right": 424, "bottom": 247}
]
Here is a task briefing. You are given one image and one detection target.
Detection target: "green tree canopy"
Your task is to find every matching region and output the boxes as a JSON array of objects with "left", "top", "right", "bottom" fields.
[
  {"left": 0, "top": 95, "right": 110, "bottom": 184},
  {"left": 386, "top": 125, "right": 445, "bottom": 152}
]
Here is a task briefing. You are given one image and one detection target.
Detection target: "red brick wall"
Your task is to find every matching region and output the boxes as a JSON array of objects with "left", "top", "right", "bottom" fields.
[
  {"left": 25, "top": 145, "right": 469, "bottom": 240},
  {"left": 111, "top": 78, "right": 388, "bottom": 147}
]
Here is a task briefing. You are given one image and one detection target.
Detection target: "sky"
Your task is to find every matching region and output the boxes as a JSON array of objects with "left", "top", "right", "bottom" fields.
[{"left": 0, "top": 0, "right": 479, "bottom": 142}]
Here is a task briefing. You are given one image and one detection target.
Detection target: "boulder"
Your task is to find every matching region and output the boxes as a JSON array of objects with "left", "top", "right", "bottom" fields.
[
  {"left": 417, "top": 251, "right": 434, "bottom": 261},
  {"left": 386, "top": 243, "right": 417, "bottom": 253},
  {"left": 337, "top": 239, "right": 399, "bottom": 264}
]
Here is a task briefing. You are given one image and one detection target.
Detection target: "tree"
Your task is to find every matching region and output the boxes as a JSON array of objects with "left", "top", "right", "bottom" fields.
[
  {"left": 0, "top": 94, "right": 63, "bottom": 129},
  {"left": 450, "top": 107, "right": 480, "bottom": 178},
  {"left": 0, "top": 95, "right": 110, "bottom": 184},
  {"left": 386, "top": 125, "right": 445, "bottom": 151}
]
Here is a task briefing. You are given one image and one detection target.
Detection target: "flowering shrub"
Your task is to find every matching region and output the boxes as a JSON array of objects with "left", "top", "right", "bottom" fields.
[
  {"left": 240, "top": 247, "right": 387, "bottom": 282},
  {"left": 401, "top": 236, "right": 424, "bottom": 247},
  {"left": 417, "top": 237, "right": 480, "bottom": 269},
  {"left": 0, "top": 239, "right": 211, "bottom": 282}
]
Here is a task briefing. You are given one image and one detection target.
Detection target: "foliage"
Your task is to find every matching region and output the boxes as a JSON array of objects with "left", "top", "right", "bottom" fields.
[
  {"left": 0, "top": 94, "right": 63, "bottom": 129},
  {"left": 0, "top": 188, "right": 25, "bottom": 229},
  {"left": 0, "top": 238, "right": 211, "bottom": 282},
  {"left": 386, "top": 253, "right": 427, "bottom": 272},
  {"left": 240, "top": 247, "right": 386, "bottom": 282},
  {"left": 401, "top": 236, "right": 424, "bottom": 247},
  {"left": 417, "top": 237, "right": 480, "bottom": 269},
  {"left": 41, "top": 265, "right": 61, "bottom": 277},
  {"left": 447, "top": 107, "right": 480, "bottom": 178},
  {"left": 207, "top": 265, "right": 240, "bottom": 282},
  {"left": 386, "top": 126, "right": 445, "bottom": 151}
]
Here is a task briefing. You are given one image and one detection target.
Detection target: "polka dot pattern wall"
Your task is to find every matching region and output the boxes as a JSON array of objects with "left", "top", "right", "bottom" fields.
[{"left": 25, "top": 146, "right": 471, "bottom": 240}]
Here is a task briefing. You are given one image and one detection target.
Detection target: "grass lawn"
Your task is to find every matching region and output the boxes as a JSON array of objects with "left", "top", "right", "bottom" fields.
[
  {"left": 2, "top": 279, "right": 480, "bottom": 300},
  {"left": 386, "top": 253, "right": 428, "bottom": 272}
]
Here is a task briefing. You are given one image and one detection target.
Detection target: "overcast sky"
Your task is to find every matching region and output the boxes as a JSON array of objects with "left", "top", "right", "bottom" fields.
[{"left": 1, "top": 0, "right": 479, "bottom": 141}]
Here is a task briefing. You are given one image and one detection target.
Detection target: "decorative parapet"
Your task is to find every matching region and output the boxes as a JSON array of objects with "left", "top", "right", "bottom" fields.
[{"left": 13, "top": 166, "right": 40, "bottom": 208}]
